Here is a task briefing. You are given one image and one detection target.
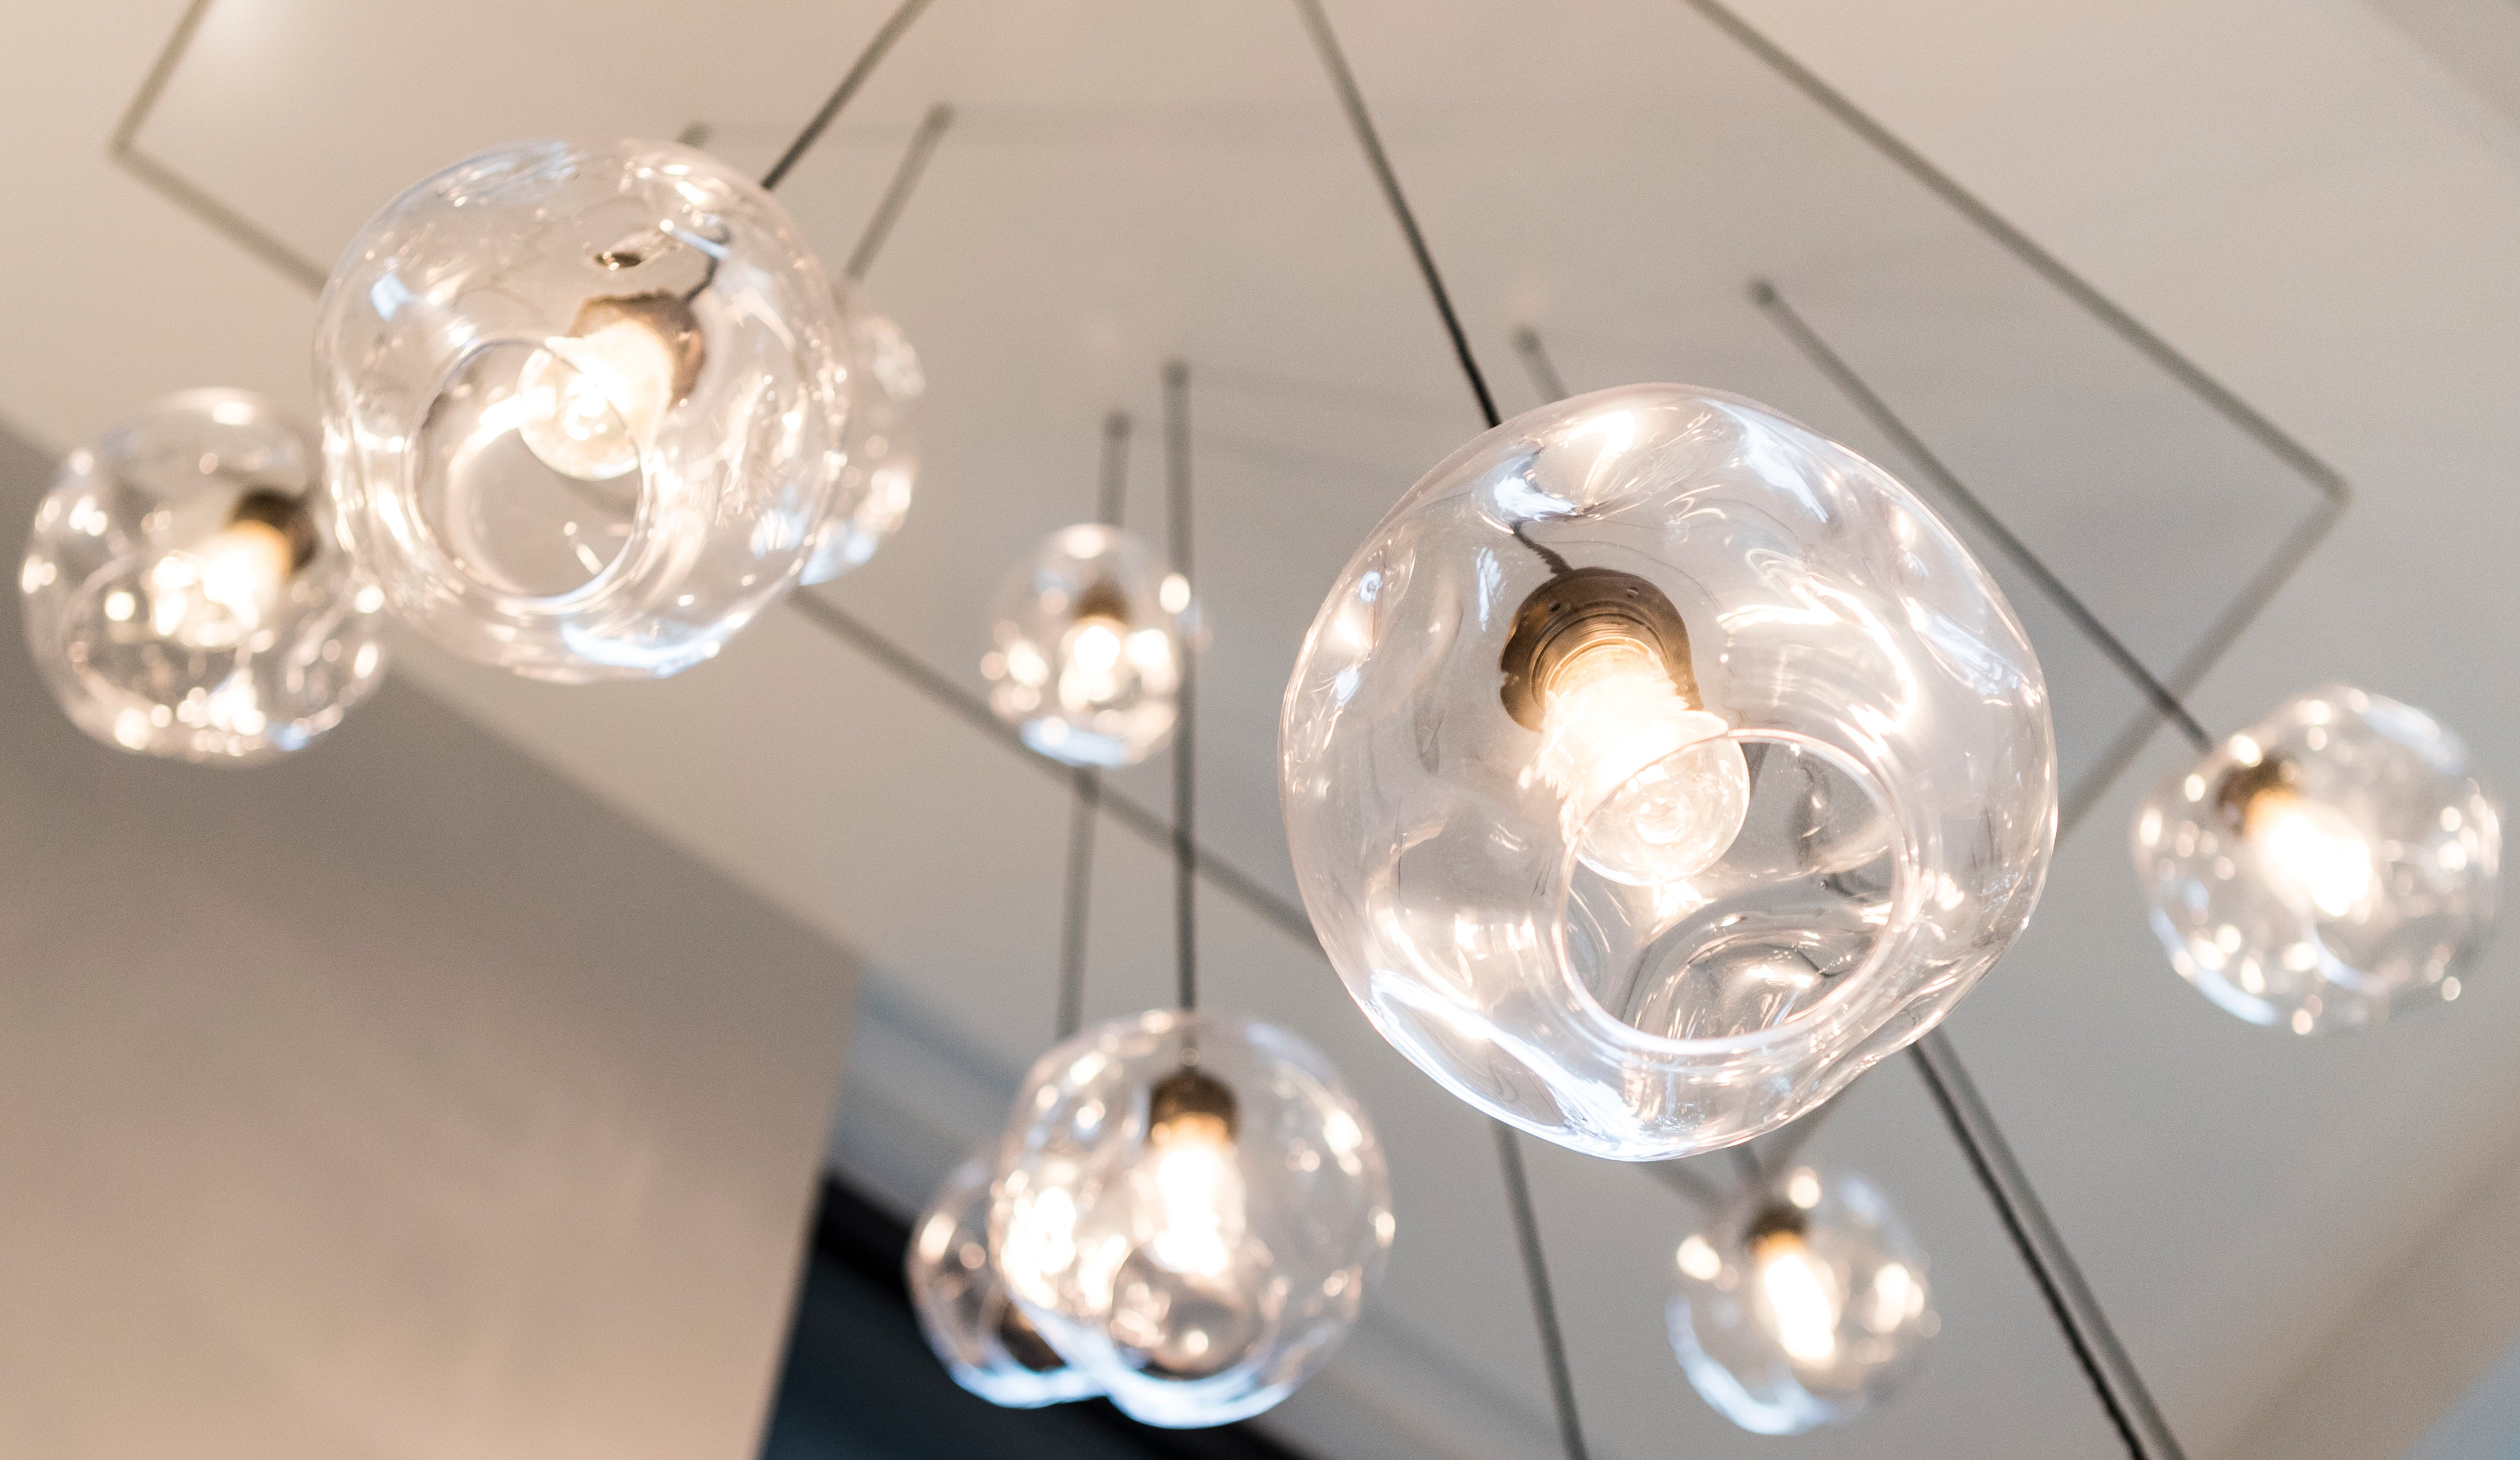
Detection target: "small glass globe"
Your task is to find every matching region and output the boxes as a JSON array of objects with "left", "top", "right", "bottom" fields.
[
  {"left": 1280, "top": 385, "right": 2056, "bottom": 1161},
  {"left": 2132, "top": 685, "right": 2500, "bottom": 1033},
  {"left": 907, "top": 1145, "right": 1101, "bottom": 1409},
  {"left": 801, "top": 288, "right": 922, "bottom": 585},
  {"left": 1668, "top": 1167, "right": 1934, "bottom": 1435},
  {"left": 314, "top": 138, "right": 851, "bottom": 681},
  {"left": 982, "top": 525, "right": 1192, "bottom": 768},
  {"left": 990, "top": 1010, "right": 1395, "bottom": 1428},
  {"left": 20, "top": 389, "right": 388, "bottom": 763}
]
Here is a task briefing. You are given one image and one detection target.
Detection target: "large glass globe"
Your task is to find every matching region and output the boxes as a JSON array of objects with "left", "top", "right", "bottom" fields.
[
  {"left": 907, "top": 1145, "right": 1101, "bottom": 1409},
  {"left": 20, "top": 389, "right": 387, "bottom": 763},
  {"left": 801, "top": 288, "right": 922, "bottom": 585},
  {"left": 1280, "top": 385, "right": 2055, "bottom": 1161},
  {"left": 314, "top": 138, "right": 851, "bottom": 681},
  {"left": 1668, "top": 1166, "right": 1934, "bottom": 1435},
  {"left": 2133, "top": 684, "right": 2499, "bottom": 1033},
  {"left": 989, "top": 1010, "right": 1394, "bottom": 1428},
  {"left": 982, "top": 525, "right": 1192, "bottom": 768}
]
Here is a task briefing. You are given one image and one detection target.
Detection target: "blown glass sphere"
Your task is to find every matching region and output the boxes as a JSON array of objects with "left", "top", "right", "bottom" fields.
[
  {"left": 2132, "top": 685, "right": 2500, "bottom": 1033},
  {"left": 1669, "top": 1166, "right": 1934, "bottom": 1435},
  {"left": 1280, "top": 385, "right": 2056, "bottom": 1161},
  {"left": 907, "top": 1145, "right": 1101, "bottom": 1409},
  {"left": 801, "top": 289, "right": 922, "bottom": 585},
  {"left": 983, "top": 525, "right": 1191, "bottom": 767},
  {"left": 990, "top": 1010, "right": 1394, "bottom": 1428},
  {"left": 314, "top": 138, "right": 850, "bottom": 681},
  {"left": 20, "top": 389, "right": 387, "bottom": 763}
]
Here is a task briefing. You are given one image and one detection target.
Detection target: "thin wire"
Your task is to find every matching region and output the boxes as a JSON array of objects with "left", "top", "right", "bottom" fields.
[
  {"left": 1291, "top": 0, "right": 1499, "bottom": 431},
  {"left": 1164, "top": 360, "right": 1198, "bottom": 1013},
  {"left": 842, "top": 102, "right": 956, "bottom": 283},
  {"left": 1492, "top": 1125, "right": 1592, "bottom": 1460},
  {"left": 1753, "top": 279, "right": 2214, "bottom": 751},
  {"left": 760, "top": 0, "right": 940, "bottom": 193},
  {"left": 1511, "top": 325, "right": 1572, "bottom": 405},
  {"left": 1647, "top": 1156, "right": 1727, "bottom": 1210},
  {"left": 1097, "top": 411, "right": 1133, "bottom": 529},
  {"left": 1054, "top": 766, "right": 1099, "bottom": 1041},
  {"left": 1911, "top": 1032, "right": 2186, "bottom": 1460}
]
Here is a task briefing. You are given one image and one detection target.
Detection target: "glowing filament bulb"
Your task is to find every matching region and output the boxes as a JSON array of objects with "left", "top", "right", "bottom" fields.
[
  {"left": 2246, "top": 788, "right": 2376, "bottom": 919},
  {"left": 1537, "top": 635, "right": 1750, "bottom": 885},
  {"left": 1143, "top": 1087, "right": 1245, "bottom": 1280},
  {"left": 1750, "top": 1228, "right": 1843, "bottom": 1367},
  {"left": 1059, "top": 613, "right": 1131, "bottom": 715},
  {"left": 143, "top": 509, "right": 299, "bottom": 651},
  {"left": 516, "top": 294, "right": 700, "bottom": 481}
]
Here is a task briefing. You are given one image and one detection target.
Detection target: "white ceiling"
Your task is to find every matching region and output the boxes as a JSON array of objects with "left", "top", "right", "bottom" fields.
[{"left": 6, "top": 1, "right": 2520, "bottom": 1458}]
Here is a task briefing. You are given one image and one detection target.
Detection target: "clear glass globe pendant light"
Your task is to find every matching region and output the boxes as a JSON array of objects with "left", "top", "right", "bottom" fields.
[
  {"left": 990, "top": 1011, "right": 1394, "bottom": 1428},
  {"left": 21, "top": 389, "right": 388, "bottom": 762},
  {"left": 801, "top": 288, "right": 923, "bottom": 584},
  {"left": 908, "top": 1143, "right": 1102, "bottom": 1408},
  {"left": 314, "top": 139, "right": 853, "bottom": 681},
  {"left": 1669, "top": 1165, "right": 1934, "bottom": 1435},
  {"left": 2133, "top": 685, "right": 2500, "bottom": 1033},
  {"left": 1282, "top": 385, "right": 2057, "bottom": 1161}
]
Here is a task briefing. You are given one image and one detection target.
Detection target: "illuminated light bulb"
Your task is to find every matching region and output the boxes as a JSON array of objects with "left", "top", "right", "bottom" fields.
[
  {"left": 1503, "top": 567, "right": 1750, "bottom": 886},
  {"left": 1141, "top": 1068, "right": 1249, "bottom": 1283},
  {"left": 2239, "top": 783, "right": 2375, "bottom": 919},
  {"left": 1747, "top": 1218, "right": 1843, "bottom": 1366},
  {"left": 1669, "top": 1169, "right": 1934, "bottom": 1436},
  {"left": 141, "top": 493, "right": 310, "bottom": 650},
  {"left": 1058, "top": 605, "right": 1133, "bottom": 717},
  {"left": 515, "top": 294, "right": 703, "bottom": 481}
]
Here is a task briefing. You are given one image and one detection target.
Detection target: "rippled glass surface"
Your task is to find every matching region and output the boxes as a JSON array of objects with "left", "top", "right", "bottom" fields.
[
  {"left": 1281, "top": 385, "right": 2056, "bottom": 1160},
  {"left": 802, "top": 287, "right": 922, "bottom": 585},
  {"left": 907, "top": 1145, "right": 1101, "bottom": 1409},
  {"left": 990, "top": 1011, "right": 1394, "bottom": 1428},
  {"left": 1669, "top": 1166, "right": 1934, "bottom": 1435},
  {"left": 983, "top": 525, "right": 1191, "bottom": 767},
  {"left": 2133, "top": 685, "right": 2500, "bottom": 1033},
  {"left": 20, "top": 389, "right": 387, "bottom": 763},
  {"left": 315, "top": 138, "right": 850, "bottom": 681}
]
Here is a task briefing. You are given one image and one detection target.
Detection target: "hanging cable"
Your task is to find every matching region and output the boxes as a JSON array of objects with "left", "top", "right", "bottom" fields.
[
  {"left": 1098, "top": 411, "right": 1134, "bottom": 529},
  {"left": 1493, "top": 1126, "right": 1592, "bottom": 1460},
  {"left": 1054, "top": 410, "right": 1138, "bottom": 1041},
  {"left": 842, "top": 101, "right": 956, "bottom": 283},
  {"left": 1913, "top": 1031, "right": 2186, "bottom": 1460},
  {"left": 761, "top": 0, "right": 939, "bottom": 192},
  {"left": 1750, "top": 280, "right": 2212, "bottom": 752},
  {"left": 1163, "top": 360, "right": 1199, "bottom": 1013}
]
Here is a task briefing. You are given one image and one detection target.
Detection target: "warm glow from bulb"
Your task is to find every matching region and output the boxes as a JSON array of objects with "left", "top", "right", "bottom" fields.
[
  {"left": 998, "top": 1185, "right": 1078, "bottom": 1308},
  {"left": 1751, "top": 1231, "right": 1842, "bottom": 1366},
  {"left": 2246, "top": 788, "right": 2375, "bottom": 918},
  {"left": 1536, "top": 636, "right": 1749, "bottom": 885},
  {"left": 517, "top": 316, "right": 680, "bottom": 480},
  {"left": 1057, "top": 613, "right": 1131, "bottom": 714},
  {"left": 144, "top": 518, "right": 293, "bottom": 649},
  {"left": 1144, "top": 1111, "right": 1245, "bottom": 1280}
]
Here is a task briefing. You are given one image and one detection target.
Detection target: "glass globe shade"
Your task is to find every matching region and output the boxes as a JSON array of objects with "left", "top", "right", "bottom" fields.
[
  {"left": 20, "top": 388, "right": 387, "bottom": 763},
  {"left": 983, "top": 525, "right": 1192, "bottom": 767},
  {"left": 989, "top": 1010, "right": 1394, "bottom": 1428},
  {"left": 801, "top": 287, "right": 922, "bottom": 585},
  {"left": 314, "top": 138, "right": 851, "bottom": 681},
  {"left": 1668, "top": 1166, "right": 1934, "bottom": 1435},
  {"left": 2132, "top": 684, "right": 2499, "bottom": 1033},
  {"left": 907, "top": 1144, "right": 1101, "bottom": 1409},
  {"left": 1280, "top": 385, "right": 2056, "bottom": 1161}
]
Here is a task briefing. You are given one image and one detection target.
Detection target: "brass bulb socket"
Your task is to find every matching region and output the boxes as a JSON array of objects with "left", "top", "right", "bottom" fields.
[
  {"left": 571, "top": 292, "right": 708, "bottom": 406},
  {"left": 1498, "top": 567, "right": 1702, "bottom": 731},
  {"left": 1148, "top": 1065, "right": 1239, "bottom": 1143},
  {"left": 227, "top": 489, "right": 318, "bottom": 574}
]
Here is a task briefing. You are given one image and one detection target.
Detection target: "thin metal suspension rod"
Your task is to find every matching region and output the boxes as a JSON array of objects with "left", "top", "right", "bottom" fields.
[
  {"left": 1292, "top": 0, "right": 1500, "bottom": 431},
  {"left": 1163, "top": 361, "right": 1198, "bottom": 1013},
  {"left": 1912, "top": 1032, "right": 2186, "bottom": 1460},
  {"left": 1752, "top": 278, "right": 2213, "bottom": 752},
  {"left": 842, "top": 101, "right": 956, "bottom": 283},
  {"left": 1097, "top": 411, "right": 1133, "bottom": 529},
  {"left": 1493, "top": 1126, "right": 1592, "bottom": 1460},
  {"left": 1510, "top": 325, "right": 1572, "bottom": 405},
  {"left": 761, "top": 0, "right": 939, "bottom": 193},
  {"left": 1054, "top": 767, "right": 1098, "bottom": 1041}
]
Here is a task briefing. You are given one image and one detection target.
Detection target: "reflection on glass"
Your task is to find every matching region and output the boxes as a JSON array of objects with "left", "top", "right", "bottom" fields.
[
  {"left": 990, "top": 1011, "right": 1393, "bottom": 1428},
  {"left": 1669, "top": 1166, "right": 1933, "bottom": 1434},
  {"left": 2133, "top": 685, "right": 2500, "bottom": 1033},
  {"left": 315, "top": 139, "right": 850, "bottom": 681},
  {"left": 983, "top": 525, "right": 1192, "bottom": 767},
  {"left": 20, "top": 389, "right": 386, "bottom": 763},
  {"left": 1280, "top": 385, "right": 2056, "bottom": 1160},
  {"left": 906, "top": 1146, "right": 1100, "bottom": 1409},
  {"left": 802, "top": 288, "right": 923, "bottom": 584}
]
